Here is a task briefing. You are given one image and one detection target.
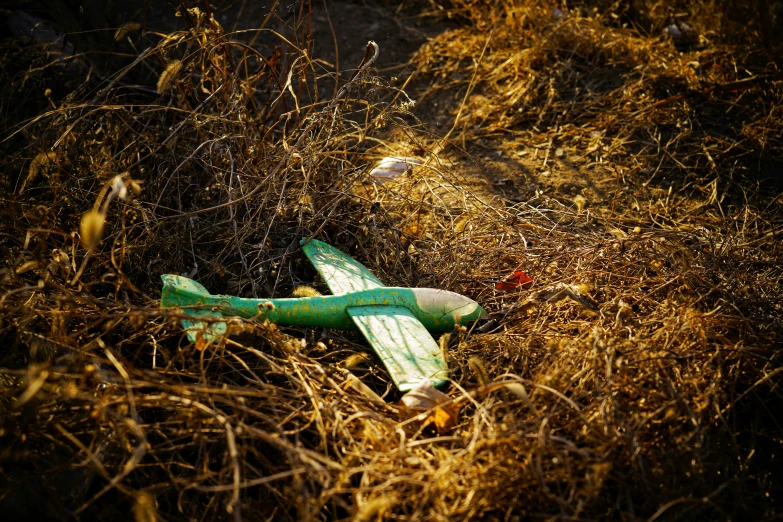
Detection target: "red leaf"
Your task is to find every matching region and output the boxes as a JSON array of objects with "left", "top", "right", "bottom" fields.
[{"left": 495, "top": 270, "right": 533, "bottom": 292}]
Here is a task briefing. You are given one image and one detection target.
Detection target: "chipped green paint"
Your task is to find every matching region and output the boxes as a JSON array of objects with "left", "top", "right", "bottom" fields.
[{"left": 161, "top": 238, "right": 487, "bottom": 391}]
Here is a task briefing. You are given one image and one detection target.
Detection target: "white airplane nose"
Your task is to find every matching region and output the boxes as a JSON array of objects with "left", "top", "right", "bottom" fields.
[{"left": 410, "top": 288, "right": 484, "bottom": 322}]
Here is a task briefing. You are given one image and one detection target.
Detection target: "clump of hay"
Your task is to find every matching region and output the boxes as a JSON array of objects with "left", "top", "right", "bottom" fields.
[{"left": 1, "top": 1, "right": 781, "bottom": 521}]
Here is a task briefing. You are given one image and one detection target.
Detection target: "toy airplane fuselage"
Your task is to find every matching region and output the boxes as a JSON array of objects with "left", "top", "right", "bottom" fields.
[
  {"left": 162, "top": 284, "right": 484, "bottom": 331},
  {"left": 161, "top": 238, "right": 486, "bottom": 391}
]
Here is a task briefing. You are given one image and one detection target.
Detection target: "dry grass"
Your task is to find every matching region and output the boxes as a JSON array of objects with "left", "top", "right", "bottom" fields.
[{"left": 1, "top": 1, "right": 782, "bottom": 521}]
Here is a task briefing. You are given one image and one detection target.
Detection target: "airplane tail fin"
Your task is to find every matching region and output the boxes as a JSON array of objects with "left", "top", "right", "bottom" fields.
[
  {"left": 160, "top": 275, "right": 226, "bottom": 344},
  {"left": 161, "top": 274, "right": 212, "bottom": 303}
]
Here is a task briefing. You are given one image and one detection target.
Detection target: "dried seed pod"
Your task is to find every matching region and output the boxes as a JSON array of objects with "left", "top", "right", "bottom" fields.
[
  {"left": 343, "top": 352, "right": 371, "bottom": 369},
  {"left": 290, "top": 285, "right": 322, "bottom": 297},
  {"left": 468, "top": 356, "right": 490, "bottom": 386},
  {"left": 80, "top": 210, "right": 106, "bottom": 251},
  {"left": 114, "top": 22, "right": 141, "bottom": 41},
  {"left": 157, "top": 60, "right": 182, "bottom": 93},
  {"left": 20, "top": 151, "right": 57, "bottom": 193},
  {"left": 573, "top": 194, "right": 587, "bottom": 212}
]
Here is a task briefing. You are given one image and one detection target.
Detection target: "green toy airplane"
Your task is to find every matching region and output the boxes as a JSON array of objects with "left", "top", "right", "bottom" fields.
[{"left": 160, "top": 238, "right": 486, "bottom": 391}]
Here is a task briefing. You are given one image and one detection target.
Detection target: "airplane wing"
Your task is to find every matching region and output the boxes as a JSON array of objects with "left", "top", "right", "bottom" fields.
[
  {"left": 301, "top": 238, "right": 384, "bottom": 294},
  {"left": 302, "top": 239, "right": 449, "bottom": 390},
  {"left": 347, "top": 305, "right": 448, "bottom": 391}
]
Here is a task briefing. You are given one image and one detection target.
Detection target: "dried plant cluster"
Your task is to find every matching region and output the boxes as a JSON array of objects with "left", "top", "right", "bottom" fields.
[{"left": 0, "top": 1, "right": 782, "bottom": 521}]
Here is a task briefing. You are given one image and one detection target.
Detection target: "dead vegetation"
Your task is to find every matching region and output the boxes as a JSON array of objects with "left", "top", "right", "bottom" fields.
[{"left": 0, "top": 1, "right": 781, "bottom": 520}]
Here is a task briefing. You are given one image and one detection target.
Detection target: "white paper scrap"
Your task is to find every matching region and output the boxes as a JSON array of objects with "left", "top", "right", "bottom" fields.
[{"left": 369, "top": 156, "right": 423, "bottom": 180}]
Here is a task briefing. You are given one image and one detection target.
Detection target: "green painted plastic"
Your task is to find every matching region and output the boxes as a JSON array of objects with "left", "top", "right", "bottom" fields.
[
  {"left": 301, "top": 238, "right": 384, "bottom": 294},
  {"left": 348, "top": 305, "right": 447, "bottom": 391},
  {"left": 160, "top": 238, "right": 486, "bottom": 390}
]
